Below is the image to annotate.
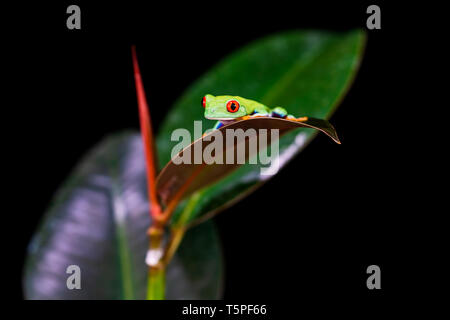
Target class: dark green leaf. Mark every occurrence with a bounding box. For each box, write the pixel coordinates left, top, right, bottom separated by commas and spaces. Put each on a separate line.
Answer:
23, 133, 223, 299
155, 30, 366, 226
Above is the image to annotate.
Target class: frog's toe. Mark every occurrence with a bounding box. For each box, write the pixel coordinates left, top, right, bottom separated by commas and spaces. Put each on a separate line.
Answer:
287, 115, 308, 122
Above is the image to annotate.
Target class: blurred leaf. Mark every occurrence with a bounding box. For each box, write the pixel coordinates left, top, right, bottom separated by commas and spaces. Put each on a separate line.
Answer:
23, 133, 223, 300
155, 30, 366, 226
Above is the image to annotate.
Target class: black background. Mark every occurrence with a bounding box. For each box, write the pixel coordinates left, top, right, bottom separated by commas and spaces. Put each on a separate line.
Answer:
8, 0, 432, 308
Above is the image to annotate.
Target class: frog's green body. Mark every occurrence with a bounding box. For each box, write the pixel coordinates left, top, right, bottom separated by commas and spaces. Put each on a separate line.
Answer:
202, 94, 302, 129
201, 94, 341, 144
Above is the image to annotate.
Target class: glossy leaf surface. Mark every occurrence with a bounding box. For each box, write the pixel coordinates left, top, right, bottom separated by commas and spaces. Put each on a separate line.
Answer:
156, 117, 339, 206
24, 133, 223, 299
155, 30, 366, 226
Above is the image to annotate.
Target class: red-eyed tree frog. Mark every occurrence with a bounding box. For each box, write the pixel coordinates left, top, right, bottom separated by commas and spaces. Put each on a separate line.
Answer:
202, 94, 310, 130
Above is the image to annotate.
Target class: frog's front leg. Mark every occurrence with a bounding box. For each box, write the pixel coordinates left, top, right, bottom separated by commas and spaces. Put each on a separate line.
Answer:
213, 120, 224, 130
203, 120, 224, 137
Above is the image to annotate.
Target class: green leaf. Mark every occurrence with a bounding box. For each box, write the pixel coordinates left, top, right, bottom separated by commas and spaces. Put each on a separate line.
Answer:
23, 133, 223, 299
155, 30, 366, 226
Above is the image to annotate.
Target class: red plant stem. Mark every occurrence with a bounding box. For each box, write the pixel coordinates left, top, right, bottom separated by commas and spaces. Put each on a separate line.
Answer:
131, 46, 162, 219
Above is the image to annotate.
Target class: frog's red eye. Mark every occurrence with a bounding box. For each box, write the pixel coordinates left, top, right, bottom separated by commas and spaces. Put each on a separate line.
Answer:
226, 100, 240, 113
202, 96, 206, 108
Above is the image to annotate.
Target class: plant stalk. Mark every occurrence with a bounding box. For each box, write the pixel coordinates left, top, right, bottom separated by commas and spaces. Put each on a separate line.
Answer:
132, 46, 204, 299
132, 45, 167, 299
147, 265, 165, 300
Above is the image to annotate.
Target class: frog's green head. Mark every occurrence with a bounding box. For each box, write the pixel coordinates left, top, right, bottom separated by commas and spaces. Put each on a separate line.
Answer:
202, 94, 247, 120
